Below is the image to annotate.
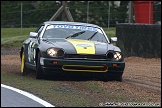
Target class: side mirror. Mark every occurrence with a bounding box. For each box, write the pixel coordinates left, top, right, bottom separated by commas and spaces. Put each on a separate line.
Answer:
110, 37, 117, 43
30, 32, 38, 38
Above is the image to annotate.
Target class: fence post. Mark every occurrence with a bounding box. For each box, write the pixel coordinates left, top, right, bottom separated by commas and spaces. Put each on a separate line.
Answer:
128, 1, 133, 23
21, 3, 22, 34
87, 1, 89, 23
108, 1, 110, 30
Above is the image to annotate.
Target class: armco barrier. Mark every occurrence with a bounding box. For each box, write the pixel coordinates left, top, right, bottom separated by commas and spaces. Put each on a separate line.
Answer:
116, 23, 161, 58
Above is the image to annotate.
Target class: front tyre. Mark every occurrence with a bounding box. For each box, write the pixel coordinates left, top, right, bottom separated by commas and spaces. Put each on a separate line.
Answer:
115, 76, 123, 82
102, 74, 123, 82
21, 51, 28, 76
36, 52, 44, 79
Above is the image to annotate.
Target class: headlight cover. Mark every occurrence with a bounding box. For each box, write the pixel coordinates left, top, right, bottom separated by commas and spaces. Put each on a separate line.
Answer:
47, 48, 57, 57
114, 52, 122, 61
47, 48, 65, 57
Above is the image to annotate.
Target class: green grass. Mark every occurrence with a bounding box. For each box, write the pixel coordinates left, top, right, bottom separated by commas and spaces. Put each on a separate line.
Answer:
1, 28, 36, 47
1, 27, 116, 47
1, 72, 135, 107
1, 28, 36, 38
103, 27, 116, 38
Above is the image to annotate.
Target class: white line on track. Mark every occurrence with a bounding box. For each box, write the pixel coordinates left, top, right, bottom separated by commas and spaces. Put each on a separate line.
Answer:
1, 84, 55, 107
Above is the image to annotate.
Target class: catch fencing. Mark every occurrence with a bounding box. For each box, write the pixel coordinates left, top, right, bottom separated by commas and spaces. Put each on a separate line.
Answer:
1, 1, 161, 28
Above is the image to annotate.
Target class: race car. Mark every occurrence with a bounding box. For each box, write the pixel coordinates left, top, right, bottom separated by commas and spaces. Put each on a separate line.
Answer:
20, 21, 125, 81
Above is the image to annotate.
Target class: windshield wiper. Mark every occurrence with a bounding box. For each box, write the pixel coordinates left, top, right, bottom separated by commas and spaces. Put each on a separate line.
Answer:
87, 31, 98, 40
65, 31, 85, 39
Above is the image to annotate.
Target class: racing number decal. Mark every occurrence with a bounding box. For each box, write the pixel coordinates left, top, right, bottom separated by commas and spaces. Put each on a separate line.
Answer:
28, 42, 36, 64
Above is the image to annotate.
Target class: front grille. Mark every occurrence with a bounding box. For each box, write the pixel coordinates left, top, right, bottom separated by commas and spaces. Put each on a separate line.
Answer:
62, 65, 108, 72
64, 54, 107, 60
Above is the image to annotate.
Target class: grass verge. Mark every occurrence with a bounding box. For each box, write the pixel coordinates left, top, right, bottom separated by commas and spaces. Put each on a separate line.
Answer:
1, 28, 36, 47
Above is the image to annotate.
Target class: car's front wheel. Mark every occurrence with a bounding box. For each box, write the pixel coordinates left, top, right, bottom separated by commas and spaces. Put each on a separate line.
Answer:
36, 52, 44, 79
20, 51, 28, 76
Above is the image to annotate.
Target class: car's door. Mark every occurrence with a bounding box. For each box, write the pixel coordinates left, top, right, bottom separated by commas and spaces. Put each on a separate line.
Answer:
28, 25, 44, 65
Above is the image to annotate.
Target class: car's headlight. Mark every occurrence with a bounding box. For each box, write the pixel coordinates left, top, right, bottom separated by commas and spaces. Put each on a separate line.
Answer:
106, 51, 123, 61
114, 52, 122, 61
47, 48, 64, 57
47, 48, 57, 57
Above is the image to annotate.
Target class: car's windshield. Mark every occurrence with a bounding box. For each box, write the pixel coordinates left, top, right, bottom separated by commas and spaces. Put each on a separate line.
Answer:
43, 24, 108, 43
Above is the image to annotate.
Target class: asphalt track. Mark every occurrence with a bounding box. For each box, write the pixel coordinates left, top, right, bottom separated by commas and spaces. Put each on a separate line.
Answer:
1, 84, 55, 107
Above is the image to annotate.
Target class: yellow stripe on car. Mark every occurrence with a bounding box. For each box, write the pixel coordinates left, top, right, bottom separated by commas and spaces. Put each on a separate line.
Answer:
66, 39, 95, 54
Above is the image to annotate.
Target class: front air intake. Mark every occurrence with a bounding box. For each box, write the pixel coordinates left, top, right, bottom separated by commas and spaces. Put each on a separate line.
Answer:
62, 65, 108, 72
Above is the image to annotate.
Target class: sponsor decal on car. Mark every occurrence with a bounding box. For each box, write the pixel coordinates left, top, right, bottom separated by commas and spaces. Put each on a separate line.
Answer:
76, 44, 92, 49
46, 25, 98, 32
66, 39, 95, 54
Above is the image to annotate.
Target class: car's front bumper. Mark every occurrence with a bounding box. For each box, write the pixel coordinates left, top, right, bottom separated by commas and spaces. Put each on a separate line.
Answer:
40, 57, 125, 76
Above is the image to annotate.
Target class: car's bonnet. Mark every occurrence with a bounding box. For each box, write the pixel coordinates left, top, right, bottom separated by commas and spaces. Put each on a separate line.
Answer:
41, 38, 118, 54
